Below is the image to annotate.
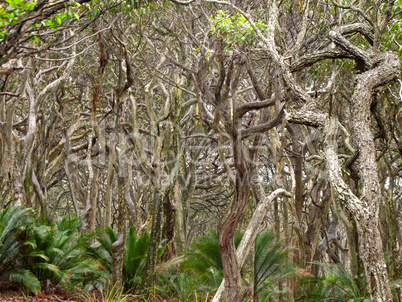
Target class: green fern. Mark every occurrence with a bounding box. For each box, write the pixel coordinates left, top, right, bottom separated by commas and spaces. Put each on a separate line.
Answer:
182, 229, 243, 291
23, 216, 101, 289
86, 226, 153, 292
296, 275, 327, 302
156, 271, 196, 302
123, 227, 150, 291
254, 228, 294, 300
0, 207, 32, 270
0, 206, 40, 294
323, 263, 369, 301
87, 226, 116, 272
296, 263, 369, 301
3, 268, 40, 294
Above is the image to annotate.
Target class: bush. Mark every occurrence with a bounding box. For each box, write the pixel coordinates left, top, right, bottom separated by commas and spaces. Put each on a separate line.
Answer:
23, 216, 101, 289
181, 227, 294, 300
0, 206, 40, 294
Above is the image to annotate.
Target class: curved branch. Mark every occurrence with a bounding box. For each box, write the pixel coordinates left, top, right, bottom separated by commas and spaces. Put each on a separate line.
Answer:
286, 109, 326, 128
290, 49, 353, 72
324, 118, 363, 217
169, 0, 196, 4
239, 106, 285, 138
332, 0, 375, 29
205, 0, 313, 106
328, 23, 377, 68
234, 98, 275, 120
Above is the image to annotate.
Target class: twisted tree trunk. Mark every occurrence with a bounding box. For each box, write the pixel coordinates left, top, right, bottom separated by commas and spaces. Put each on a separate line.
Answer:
348, 52, 400, 302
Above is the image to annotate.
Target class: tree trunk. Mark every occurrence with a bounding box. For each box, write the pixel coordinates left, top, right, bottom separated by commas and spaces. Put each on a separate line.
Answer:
219, 176, 250, 302
88, 169, 99, 232
104, 161, 114, 227
212, 188, 291, 302
173, 183, 186, 256
142, 192, 164, 289
348, 52, 399, 302
111, 173, 126, 289
324, 114, 395, 302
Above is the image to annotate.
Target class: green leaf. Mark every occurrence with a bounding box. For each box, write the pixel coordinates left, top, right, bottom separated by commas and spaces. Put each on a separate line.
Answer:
14, 8, 22, 16
4, 269, 40, 294
20, 2, 35, 10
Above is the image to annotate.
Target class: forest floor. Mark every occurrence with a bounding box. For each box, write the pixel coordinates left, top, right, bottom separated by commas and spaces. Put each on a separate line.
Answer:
0, 281, 170, 302
0, 281, 87, 302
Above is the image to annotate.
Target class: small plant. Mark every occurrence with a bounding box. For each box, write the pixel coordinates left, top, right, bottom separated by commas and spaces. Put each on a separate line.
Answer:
20, 288, 32, 302
182, 229, 243, 291
23, 216, 101, 289
86, 226, 152, 292
123, 227, 150, 291
0, 206, 40, 294
77, 284, 135, 302
254, 228, 295, 301
156, 271, 197, 302
182, 228, 293, 300
296, 263, 370, 301
85, 227, 116, 291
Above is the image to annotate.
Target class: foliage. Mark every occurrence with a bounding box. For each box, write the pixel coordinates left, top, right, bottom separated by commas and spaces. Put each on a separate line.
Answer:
156, 271, 197, 302
182, 228, 294, 300
23, 216, 104, 289
296, 275, 329, 302
126, 0, 159, 9
123, 227, 150, 291
254, 228, 295, 300
86, 226, 153, 292
85, 226, 116, 291
209, 10, 266, 49
0, 0, 80, 43
77, 284, 136, 302
0, 206, 40, 294
0, 207, 108, 293
0, 0, 35, 29
182, 229, 243, 290
296, 263, 370, 301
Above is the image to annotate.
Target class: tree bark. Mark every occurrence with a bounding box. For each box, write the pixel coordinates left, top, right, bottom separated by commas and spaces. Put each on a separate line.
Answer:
324, 116, 395, 302
212, 188, 291, 302
349, 52, 399, 302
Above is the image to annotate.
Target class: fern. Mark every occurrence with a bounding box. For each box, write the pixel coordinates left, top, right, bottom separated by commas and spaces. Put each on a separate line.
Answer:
0, 207, 32, 271
22, 216, 101, 289
296, 263, 369, 301
182, 229, 243, 291
323, 263, 369, 301
86, 226, 152, 292
123, 227, 150, 290
254, 228, 294, 299
0, 206, 40, 294
87, 226, 116, 273
3, 268, 40, 294
156, 271, 196, 302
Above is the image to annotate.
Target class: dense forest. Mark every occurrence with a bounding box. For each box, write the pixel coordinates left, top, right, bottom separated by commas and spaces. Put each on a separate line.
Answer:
0, 0, 401, 301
